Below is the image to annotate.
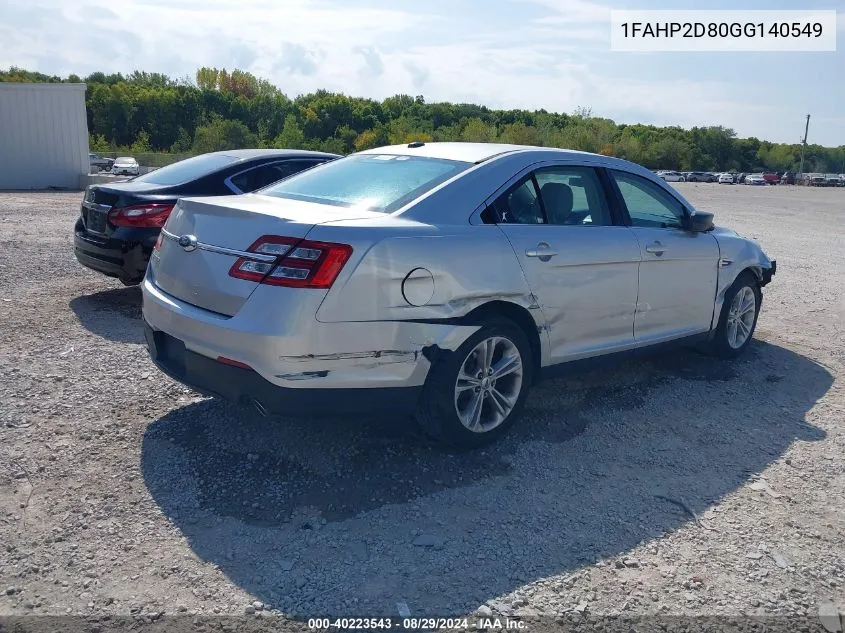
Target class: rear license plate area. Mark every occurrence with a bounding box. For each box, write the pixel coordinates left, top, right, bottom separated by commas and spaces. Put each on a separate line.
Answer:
85, 208, 107, 234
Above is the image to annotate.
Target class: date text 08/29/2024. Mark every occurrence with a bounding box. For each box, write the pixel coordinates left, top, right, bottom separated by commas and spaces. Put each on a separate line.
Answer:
307, 617, 526, 630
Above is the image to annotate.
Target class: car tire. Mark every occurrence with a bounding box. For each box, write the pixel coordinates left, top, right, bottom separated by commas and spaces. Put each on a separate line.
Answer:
707, 272, 761, 359
415, 318, 534, 448
119, 278, 141, 287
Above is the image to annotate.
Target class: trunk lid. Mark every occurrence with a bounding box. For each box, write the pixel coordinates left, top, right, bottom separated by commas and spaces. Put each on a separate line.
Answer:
149, 194, 379, 316
80, 183, 176, 237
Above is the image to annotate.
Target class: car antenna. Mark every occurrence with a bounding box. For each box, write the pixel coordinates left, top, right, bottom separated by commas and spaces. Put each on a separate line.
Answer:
407, 141, 425, 148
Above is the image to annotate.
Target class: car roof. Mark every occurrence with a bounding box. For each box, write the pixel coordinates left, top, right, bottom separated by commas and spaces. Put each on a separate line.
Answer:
206, 149, 341, 161
355, 142, 599, 164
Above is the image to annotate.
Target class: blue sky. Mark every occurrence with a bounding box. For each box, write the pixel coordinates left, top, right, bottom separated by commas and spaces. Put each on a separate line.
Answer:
1, 0, 842, 145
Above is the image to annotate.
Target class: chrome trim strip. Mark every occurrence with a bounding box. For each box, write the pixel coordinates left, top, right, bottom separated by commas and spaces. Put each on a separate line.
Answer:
160, 228, 278, 263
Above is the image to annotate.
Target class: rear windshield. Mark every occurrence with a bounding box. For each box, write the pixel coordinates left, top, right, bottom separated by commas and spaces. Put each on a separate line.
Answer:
258, 154, 472, 213
134, 153, 240, 185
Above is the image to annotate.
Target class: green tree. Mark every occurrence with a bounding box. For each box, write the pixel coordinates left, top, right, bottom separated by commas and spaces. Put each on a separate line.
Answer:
354, 128, 387, 151
387, 117, 432, 144
335, 125, 359, 153
89, 134, 110, 152
499, 122, 541, 146
192, 117, 256, 153
170, 128, 193, 153
5, 65, 843, 168
648, 136, 692, 171
196, 67, 219, 91
461, 118, 497, 143
273, 114, 305, 149
130, 130, 152, 153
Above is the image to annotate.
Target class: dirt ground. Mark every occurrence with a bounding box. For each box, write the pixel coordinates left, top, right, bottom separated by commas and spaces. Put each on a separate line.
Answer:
1, 183, 843, 630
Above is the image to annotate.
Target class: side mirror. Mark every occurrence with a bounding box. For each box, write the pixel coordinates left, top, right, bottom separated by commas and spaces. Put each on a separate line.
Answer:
687, 211, 714, 232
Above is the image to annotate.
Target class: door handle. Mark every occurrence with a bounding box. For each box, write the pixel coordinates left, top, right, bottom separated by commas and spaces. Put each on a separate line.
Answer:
525, 242, 558, 260
645, 241, 666, 256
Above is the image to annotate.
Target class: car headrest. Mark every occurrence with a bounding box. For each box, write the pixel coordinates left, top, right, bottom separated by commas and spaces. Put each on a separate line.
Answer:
540, 182, 574, 223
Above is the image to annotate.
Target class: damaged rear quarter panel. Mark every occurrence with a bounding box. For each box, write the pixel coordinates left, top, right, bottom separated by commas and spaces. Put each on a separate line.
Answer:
314, 227, 539, 323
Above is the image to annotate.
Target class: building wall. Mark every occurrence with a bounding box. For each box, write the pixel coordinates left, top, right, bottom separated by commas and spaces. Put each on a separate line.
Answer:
0, 83, 89, 190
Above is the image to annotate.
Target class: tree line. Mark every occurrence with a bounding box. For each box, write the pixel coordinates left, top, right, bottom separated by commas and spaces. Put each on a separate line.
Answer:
2, 66, 843, 173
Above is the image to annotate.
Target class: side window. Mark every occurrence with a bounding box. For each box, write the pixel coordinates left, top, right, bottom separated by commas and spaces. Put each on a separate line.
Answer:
534, 166, 611, 226
483, 176, 544, 224
230, 161, 319, 193
610, 170, 687, 229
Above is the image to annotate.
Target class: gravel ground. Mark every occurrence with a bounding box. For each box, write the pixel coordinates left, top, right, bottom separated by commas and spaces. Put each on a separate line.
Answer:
1, 184, 843, 630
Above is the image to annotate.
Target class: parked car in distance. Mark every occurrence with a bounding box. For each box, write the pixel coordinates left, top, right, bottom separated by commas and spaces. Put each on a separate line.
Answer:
762, 172, 780, 185
74, 149, 340, 285
780, 172, 796, 185
807, 174, 827, 187
658, 170, 686, 182
141, 142, 776, 448
685, 171, 716, 183
824, 174, 842, 187
89, 153, 114, 173
111, 157, 140, 176
718, 173, 735, 184
745, 174, 767, 185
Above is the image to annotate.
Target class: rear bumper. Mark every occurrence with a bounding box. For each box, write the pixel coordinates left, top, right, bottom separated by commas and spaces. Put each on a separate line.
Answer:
141, 273, 479, 392
144, 324, 421, 417
73, 218, 157, 281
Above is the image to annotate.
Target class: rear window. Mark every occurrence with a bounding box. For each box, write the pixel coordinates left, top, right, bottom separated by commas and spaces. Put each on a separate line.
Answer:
258, 154, 472, 213
134, 154, 240, 185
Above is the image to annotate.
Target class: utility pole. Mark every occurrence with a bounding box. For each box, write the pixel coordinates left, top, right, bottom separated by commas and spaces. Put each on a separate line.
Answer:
798, 114, 810, 178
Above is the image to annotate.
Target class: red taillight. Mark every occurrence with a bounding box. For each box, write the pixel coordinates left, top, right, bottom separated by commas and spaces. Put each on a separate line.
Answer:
108, 203, 175, 228
228, 235, 353, 289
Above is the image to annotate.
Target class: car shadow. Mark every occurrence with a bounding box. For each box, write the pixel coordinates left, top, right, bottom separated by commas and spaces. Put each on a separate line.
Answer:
69, 286, 143, 344
141, 339, 831, 618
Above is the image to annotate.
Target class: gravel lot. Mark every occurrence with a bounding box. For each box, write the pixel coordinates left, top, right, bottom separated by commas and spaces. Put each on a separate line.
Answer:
1, 184, 843, 629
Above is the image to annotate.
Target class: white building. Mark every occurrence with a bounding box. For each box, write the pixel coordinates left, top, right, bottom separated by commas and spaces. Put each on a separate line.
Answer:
0, 82, 89, 189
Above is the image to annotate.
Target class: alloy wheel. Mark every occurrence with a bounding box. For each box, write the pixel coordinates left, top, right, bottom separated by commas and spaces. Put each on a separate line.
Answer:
454, 336, 524, 433
727, 286, 756, 349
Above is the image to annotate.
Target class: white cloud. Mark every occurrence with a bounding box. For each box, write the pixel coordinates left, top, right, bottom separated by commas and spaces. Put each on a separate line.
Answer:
520, 0, 611, 24
1, 0, 842, 145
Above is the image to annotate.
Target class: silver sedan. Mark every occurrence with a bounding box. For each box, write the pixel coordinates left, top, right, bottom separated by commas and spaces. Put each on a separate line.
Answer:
142, 143, 776, 447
